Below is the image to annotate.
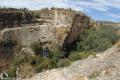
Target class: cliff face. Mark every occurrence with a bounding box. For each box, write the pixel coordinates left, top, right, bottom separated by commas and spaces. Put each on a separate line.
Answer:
0, 8, 91, 47
62, 14, 93, 55
0, 8, 35, 29
37, 8, 76, 26
65, 14, 91, 44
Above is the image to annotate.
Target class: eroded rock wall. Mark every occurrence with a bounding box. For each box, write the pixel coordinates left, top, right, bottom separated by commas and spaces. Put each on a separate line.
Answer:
62, 14, 94, 56
0, 8, 82, 47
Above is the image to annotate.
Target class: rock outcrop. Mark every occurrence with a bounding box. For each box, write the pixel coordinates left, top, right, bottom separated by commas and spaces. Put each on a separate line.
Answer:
62, 14, 93, 56
0, 8, 35, 29
24, 44, 120, 80
0, 8, 95, 47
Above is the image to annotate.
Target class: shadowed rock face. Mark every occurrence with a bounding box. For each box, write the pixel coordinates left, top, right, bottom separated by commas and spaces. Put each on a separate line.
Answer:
62, 14, 92, 56
0, 8, 34, 30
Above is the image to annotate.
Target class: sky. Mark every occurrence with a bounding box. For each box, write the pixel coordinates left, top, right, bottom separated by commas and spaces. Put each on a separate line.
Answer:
0, 0, 120, 22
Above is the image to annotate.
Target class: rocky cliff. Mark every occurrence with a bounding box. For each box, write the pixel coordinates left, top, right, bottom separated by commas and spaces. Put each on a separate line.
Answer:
0, 8, 36, 29
62, 14, 93, 56
0, 8, 96, 48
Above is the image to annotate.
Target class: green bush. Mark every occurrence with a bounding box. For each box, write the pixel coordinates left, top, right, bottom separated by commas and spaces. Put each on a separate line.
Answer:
57, 59, 70, 68
30, 41, 43, 55
48, 48, 61, 58
7, 66, 17, 77
11, 55, 52, 73
32, 12, 40, 18
77, 26, 119, 52
45, 48, 61, 68
35, 57, 52, 72
29, 41, 64, 72
68, 51, 96, 62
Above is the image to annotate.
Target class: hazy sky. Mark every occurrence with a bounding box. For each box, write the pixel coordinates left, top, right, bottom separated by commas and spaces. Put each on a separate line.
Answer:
0, 0, 120, 22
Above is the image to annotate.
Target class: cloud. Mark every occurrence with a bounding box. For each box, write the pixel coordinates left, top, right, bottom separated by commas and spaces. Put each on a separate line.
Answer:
0, 0, 70, 10
0, 0, 120, 12
0, 0, 120, 21
107, 13, 120, 18
0, 0, 108, 11
66, 0, 107, 12
0, 0, 117, 12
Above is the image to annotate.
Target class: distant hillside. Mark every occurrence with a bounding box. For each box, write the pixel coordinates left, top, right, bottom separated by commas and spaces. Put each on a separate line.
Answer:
97, 20, 115, 24
97, 20, 120, 28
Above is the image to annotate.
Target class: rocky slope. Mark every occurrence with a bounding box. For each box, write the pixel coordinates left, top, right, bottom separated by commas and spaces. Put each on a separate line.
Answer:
0, 8, 97, 77
0, 8, 80, 46
24, 43, 120, 80
0, 8, 96, 51
0, 9, 98, 75
0, 8, 36, 29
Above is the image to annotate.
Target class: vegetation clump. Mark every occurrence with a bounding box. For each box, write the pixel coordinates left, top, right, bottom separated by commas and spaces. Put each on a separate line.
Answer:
76, 26, 119, 52
17, 25, 119, 74
68, 51, 96, 62
0, 7, 39, 29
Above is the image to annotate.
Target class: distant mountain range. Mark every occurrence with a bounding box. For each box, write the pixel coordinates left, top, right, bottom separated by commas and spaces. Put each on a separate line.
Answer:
97, 20, 120, 24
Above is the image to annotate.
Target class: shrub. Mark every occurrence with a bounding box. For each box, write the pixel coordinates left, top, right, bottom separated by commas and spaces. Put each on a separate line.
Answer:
68, 51, 96, 62
32, 12, 40, 18
57, 59, 70, 68
77, 26, 119, 52
29, 41, 64, 72
0, 40, 18, 48
48, 48, 61, 58
34, 57, 52, 72
17, 55, 51, 73
6, 57, 18, 77
7, 66, 17, 77
97, 26, 119, 44
47, 48, 61, 68
0, 40, 20, 63
30, 41, 43, 55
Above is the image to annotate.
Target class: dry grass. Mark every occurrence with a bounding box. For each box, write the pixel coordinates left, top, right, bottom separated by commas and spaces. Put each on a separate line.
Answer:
18, 63, 34, 78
